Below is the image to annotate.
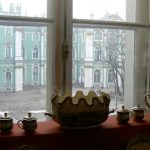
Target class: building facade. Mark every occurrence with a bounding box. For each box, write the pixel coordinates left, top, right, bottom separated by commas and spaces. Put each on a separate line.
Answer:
0, 2, 47, 92
72, 14, 126, 96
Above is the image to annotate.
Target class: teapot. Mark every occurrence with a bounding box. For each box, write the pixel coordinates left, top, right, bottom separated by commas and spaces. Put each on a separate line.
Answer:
132, 104, 145, 122
45, 91, 114, 129
116, 106, 131, 124
0, 112, 13, 133
17, 112, 37, 133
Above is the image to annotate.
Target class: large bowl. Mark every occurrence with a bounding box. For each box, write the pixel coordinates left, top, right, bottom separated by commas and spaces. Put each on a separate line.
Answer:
45, 91, 113, 129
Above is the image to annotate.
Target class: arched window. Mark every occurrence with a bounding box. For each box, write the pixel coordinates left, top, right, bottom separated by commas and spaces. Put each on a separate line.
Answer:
32, 45, 39, 58
33, 66, 39, 80
108, 70, 114, 83
6, 72, 11, 83
94, 70, 100, 83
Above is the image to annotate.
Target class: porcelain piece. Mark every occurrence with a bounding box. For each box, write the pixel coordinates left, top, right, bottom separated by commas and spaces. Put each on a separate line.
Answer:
45, 91, 114, 129
17, 112, 37, 133
116, 106, 131, 124
132, 104, 145, 122
0, 112, 13, 133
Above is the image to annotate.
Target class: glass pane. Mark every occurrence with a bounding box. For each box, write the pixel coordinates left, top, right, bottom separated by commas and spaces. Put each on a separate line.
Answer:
0, 0, 54, 18
72, 26, 134, 110
73, 0, 136, 23
0, 26, 47, 122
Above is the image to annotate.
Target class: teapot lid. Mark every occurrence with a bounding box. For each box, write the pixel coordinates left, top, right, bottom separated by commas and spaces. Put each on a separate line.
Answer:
23, 112, 36, 121
117, 106, 130, 113
132, 104, 144, 111
0, 112, 12, 120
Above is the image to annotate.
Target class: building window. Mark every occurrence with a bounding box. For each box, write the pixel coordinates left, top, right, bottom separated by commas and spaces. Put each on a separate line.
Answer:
5, 43, 12, 58
94, 70, 100, 83
6, 71, 11, 84
32, 32, 40, 41
5, 27, 12, 37
32, 45, 39, 59
94, 46, 101, 61
94, 31, 102, 41
108, 70, 114, 83
33, 65, 39, 80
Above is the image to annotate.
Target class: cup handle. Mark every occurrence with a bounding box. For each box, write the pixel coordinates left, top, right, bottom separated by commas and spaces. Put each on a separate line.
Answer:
17, 120, 23, 129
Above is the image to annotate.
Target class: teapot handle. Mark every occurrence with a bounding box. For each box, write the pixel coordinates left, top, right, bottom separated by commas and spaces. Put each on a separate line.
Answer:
17, 120, 23, 129
145, 94, 150, 108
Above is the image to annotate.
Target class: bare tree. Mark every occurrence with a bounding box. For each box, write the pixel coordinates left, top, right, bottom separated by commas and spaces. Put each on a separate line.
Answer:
100, 29, 126, 96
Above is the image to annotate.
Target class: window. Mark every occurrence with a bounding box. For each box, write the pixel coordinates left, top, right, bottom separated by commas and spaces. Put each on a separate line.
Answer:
32, 45, 39, 59
5, 27, 12, 37
6, 71, 12, 84
5, 42, 12, 58
108, 70, 114, 83
33, 65, 39, 83
0, 0, 149, 123
72, 0, 149, 109
94, 70, 100, 83
0, 0, 54, 122
94, 31, 102, 41
32, 32, 40, 41
94, 46, 101, 61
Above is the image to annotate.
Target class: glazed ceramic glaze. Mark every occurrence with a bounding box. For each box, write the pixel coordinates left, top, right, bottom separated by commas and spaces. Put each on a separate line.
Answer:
45, 91, 113, 129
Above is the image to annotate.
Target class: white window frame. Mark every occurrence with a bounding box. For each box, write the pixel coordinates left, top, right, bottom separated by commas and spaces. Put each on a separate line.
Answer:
0, 0, 55, 114
63, 0, 150, 109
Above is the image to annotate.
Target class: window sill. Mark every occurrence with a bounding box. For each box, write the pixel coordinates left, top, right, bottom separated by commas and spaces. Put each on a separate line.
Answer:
1, 115, 150, 150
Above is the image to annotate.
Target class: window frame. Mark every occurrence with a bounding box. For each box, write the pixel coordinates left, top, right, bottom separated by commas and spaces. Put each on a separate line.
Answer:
64, 0, 150, 109
0, 0, 55, 115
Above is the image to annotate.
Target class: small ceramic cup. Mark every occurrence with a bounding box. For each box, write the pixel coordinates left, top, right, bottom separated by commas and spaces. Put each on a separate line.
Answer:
132, 104, 145, 122
116, 106, 131, 124
0, 112, 13, 133
17, 112, 37, 133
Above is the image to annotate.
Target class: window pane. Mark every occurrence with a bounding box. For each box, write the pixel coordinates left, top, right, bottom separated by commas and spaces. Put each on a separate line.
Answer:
0, 25, 48, 121
0, 0, 54, 18
73, 0, 136, 23
72, 26, 134, 109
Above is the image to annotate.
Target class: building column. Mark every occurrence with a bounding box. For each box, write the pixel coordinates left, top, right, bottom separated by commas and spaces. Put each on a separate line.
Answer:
84, 30, 93, 88
15, 28, 23, 92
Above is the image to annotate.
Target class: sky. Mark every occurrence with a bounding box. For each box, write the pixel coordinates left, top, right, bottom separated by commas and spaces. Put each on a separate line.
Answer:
73, 0, 126, 20
0, 0, 126, 19
0, 0, 47, 17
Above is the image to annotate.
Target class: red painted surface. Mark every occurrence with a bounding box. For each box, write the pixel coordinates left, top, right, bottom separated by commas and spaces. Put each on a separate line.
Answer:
1, 115, 150, 150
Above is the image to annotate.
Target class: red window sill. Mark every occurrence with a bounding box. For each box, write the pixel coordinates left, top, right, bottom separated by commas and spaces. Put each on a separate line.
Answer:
1, 115, 150, 150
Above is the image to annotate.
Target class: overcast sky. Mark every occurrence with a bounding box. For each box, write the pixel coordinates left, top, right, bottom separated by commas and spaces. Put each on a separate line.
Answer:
73, 0, 126, 20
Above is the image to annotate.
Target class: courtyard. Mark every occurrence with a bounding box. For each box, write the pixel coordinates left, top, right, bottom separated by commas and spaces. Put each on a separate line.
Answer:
0, 86, 123, 122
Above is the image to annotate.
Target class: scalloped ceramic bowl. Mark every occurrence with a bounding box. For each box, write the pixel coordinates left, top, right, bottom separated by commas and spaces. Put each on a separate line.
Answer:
45, 91, 112, 129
